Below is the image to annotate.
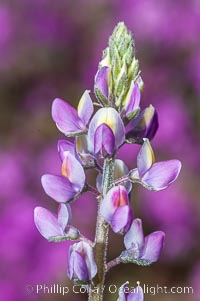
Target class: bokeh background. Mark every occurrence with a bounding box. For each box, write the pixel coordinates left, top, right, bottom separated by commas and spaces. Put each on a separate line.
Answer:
0, 1, 200, 301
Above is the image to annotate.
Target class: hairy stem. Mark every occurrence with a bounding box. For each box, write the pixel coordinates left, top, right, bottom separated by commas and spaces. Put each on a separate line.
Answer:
111, 175, 130, 187
106, 257, 121, 272
88, 157, 114, 301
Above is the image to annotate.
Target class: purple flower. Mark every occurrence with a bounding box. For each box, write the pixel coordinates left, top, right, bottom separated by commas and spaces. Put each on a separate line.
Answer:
121, 218, 165, 265
122, 82, 141, 119
117, 282, 144, 301
130, 139, 182, 191
100, 186, 133, 234
68, 241, 97, 283
94, 66, 110, 104
34, 204, 79, 241
88, 107, 125, 156
126, 105, 158, 142
52, 90, 93, 136
41, 151, 85, 203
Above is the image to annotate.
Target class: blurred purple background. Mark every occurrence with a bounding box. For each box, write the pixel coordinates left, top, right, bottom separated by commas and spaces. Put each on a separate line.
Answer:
0, 1, 200, 301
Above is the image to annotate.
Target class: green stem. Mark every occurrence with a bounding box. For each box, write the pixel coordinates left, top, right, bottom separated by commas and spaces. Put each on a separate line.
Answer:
88, 157, 115, 301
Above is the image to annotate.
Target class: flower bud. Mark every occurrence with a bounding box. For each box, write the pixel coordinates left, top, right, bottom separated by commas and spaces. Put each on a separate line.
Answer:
126, 105, 159, 142
122, 82, 141, 120
94, 66, 110, 105
68, 241, 97, 283
97, 22, 142, 109
100, 185, 133, 234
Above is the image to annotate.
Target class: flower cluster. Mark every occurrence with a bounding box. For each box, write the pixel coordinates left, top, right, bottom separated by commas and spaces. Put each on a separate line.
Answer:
34, 22, 181, 300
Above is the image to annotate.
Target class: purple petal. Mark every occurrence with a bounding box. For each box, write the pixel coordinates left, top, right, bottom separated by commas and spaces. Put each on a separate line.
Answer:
142, 160, 182, 191
88, 107, 125, 152
57, 203, 71, 230
70, 242, 97, 280
77, 90, 94, 125
94, 66, 109, 100
68, 247, 74, 280
52, 98, 86, 135
68, 249, 89, 281
57, 140, 76, 161
96, 173, 102, 193
34, 206, 64, 240
94, 123, 115, 156
61, 152, 85, 190
144, 105, 159, 141
124, 82, 140, 116
111, 205, 133, 234
41, 174, 76, 203
101, 186, 129, 224
117, 282, 129, 301
124, 219, 145, 252
127, 286, 144, 301
80, 242, 97, 280
141, 231, 165, 263
126, 105, 158, 141
137, 139, 155, 178
117, 283, 144, 301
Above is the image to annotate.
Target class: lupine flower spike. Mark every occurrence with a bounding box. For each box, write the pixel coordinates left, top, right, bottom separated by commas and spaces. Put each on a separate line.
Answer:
34, 22, 182, 301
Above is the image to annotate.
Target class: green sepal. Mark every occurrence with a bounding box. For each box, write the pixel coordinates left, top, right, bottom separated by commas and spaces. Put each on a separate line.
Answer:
129, 174, 157, 191
74, 280, 90, 285
65, 130, 87, 137
126, 108, 140, 121
48, 236, 77, 242
94, 88, 109, 107
120, 250, 151, 266
48, 228, 81, 242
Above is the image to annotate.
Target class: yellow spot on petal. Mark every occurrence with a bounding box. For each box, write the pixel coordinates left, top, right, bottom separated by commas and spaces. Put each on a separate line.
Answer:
143, 138, 155, 165
77, 90, 90, 116
143, 105, 154, 125
62, 157, 70, 178
97, 108, 117, 133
